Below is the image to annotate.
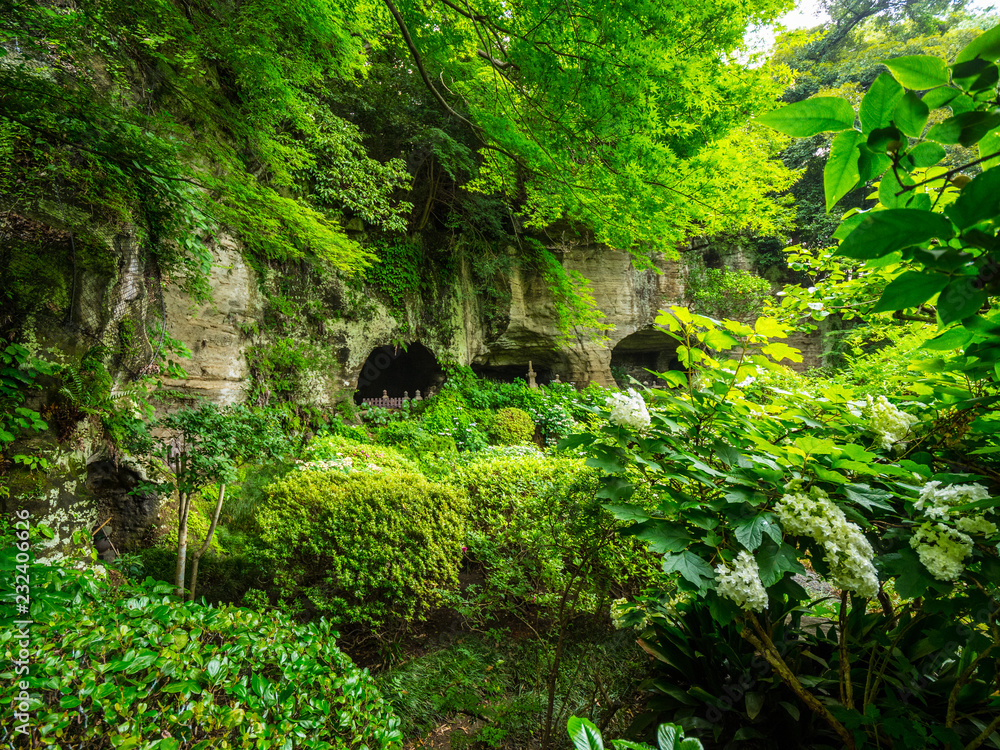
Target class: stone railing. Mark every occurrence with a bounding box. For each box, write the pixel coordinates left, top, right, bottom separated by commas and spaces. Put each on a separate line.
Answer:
360, 390, 423, 410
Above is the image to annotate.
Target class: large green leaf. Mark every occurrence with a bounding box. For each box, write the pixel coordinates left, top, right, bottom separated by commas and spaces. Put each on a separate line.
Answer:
837, 209, 955, 259
927, 111, 1000, 147
628, 520, 693, 553
568, 717, 605, 750
734, 514, 781, 552
756, 97, 855, 137
860, 72, 904, 131
755, 539, 804, 587
872, 271, 949, 312
903, 141, 946, 169
922, 86, 960, 111
824, 130, 863, 212
955, 24, 1000, 64
893, 91, 929, 138
882, 55, 950, 89
662, 551, 715, 592
938, 278, 988, 325
944, 166, 1000, 229
857, 145, 892, 184
979, 127, 1000, 171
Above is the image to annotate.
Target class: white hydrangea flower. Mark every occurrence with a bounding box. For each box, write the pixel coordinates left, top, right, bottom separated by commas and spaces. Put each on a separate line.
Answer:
955, 516, 998, 536
715, 550, 769, 612
915, 481, 990, 520
910, 523, 974, 581
863, 395, 918, 450
607, 389, 651, 430
775, 487, 879, 598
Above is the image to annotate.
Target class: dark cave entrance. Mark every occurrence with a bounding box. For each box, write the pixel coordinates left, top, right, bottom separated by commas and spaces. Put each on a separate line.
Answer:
610, 329, 681, 387
471, 363, 556, 386
354, 342, 443, 404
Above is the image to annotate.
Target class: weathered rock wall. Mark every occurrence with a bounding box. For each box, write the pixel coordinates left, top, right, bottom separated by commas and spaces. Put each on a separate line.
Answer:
155, 235, 818, 404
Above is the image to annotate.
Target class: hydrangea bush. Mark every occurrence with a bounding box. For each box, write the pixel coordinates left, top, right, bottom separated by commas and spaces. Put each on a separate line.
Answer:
564, 306, 1000, 750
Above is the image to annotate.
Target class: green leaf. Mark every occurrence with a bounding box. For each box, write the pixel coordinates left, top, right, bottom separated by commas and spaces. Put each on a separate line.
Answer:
878, 167, 915, 209
745, 692, 766, 721
882, 55, 950, 89
860, 72, 904, 132
837, 209, 955, 260
978, 128, 1000, 171
628, 520, 693, 554
922, 326, 974, 350
602, 503, 650, 522
568, 717, 604, 750
938, 278, 988, 325
903, 142, 946, 169
867, 125, 905, 154
922, 86, 960, 111
755, 540, 805, 587
824, 130, 864, 212
857, 145, 892, 184
955, 24, 1000, 64
756, 97, 855, 137
734, 514, 780, 552
927, 111, 1000, 147
761, 342, 803, 363
944, 166, 1000, 229
872, 271, 949, 312
662, 551, 715, 592
893, 91, 929, 138
794, 436, 836, 454
657, 724, 681, 750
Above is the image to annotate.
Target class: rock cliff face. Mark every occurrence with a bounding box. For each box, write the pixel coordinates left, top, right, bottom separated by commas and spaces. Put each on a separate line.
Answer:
157, 236, 803, 406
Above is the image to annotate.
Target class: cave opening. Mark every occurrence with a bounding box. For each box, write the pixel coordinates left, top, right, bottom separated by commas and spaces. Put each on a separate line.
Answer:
354, 342, 443, 403
610, 328, 681, 387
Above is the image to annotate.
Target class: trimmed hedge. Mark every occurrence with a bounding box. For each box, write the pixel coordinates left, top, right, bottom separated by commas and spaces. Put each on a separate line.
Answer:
261, 470, 468, 629
1, 580, 401, 749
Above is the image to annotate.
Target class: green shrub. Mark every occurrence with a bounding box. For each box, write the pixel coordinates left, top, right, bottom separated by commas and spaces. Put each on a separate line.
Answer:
375, 420, 431, 447
451, 453, 658, 621
0, 574, 401, 749
301, 434, 417, 473
421, 387, 489, 451
488, 407, 535, 445
260, 469, 468, 630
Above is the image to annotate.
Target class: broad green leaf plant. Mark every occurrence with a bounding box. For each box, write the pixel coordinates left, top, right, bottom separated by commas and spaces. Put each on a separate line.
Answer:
566, 306, 1000, 749
758, 25, 1000, 380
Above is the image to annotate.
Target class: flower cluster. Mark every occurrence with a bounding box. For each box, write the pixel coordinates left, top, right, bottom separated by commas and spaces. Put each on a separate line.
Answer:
606, 390, 651, 431
914, 481, 991, 521
861, 395, 918, 450
775, 487, 879, 598
296, 456, 354, 473
909, 481, 996, 581
714, 551, 769, 612
910, 523, 973, 581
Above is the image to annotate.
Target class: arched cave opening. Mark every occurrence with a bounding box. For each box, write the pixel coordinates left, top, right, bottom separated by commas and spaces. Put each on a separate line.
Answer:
354, 342, 443, 404
610, 328, 681, 387
471, 362, 555, 386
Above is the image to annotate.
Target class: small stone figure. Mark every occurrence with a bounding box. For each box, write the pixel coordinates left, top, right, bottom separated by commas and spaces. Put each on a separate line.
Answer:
415, 390, 423, 401
527, 361, 538, 389
553, 373, 561, 384
403, 391, 409, 400
382, 390, 388, 401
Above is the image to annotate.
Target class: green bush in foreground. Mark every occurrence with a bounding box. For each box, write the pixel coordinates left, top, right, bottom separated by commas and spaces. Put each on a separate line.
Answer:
488, 406, 535, 445
0, 577, 401, 749
261, 469, 468, 630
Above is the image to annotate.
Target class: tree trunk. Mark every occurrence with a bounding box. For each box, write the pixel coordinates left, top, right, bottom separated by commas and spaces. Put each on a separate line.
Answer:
175, 491, 189, 597
188, 483, 226, 602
